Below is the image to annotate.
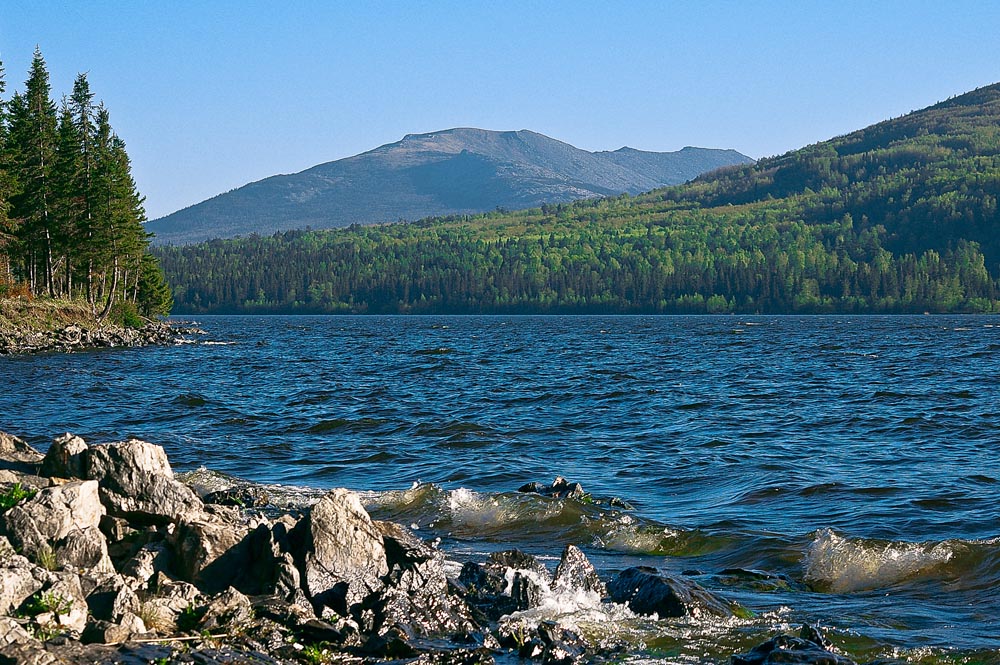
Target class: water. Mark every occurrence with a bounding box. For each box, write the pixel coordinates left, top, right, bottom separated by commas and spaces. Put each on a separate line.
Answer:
2, 315, 999, 663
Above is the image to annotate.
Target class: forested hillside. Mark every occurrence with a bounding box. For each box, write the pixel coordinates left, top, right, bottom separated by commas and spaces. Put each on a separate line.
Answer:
156, 83, 1000, 315
0, 49, 171, 319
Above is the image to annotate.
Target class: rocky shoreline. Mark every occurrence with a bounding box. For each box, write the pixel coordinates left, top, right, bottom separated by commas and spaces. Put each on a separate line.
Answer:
0, 321, 200, 355
0, 432, 880, 665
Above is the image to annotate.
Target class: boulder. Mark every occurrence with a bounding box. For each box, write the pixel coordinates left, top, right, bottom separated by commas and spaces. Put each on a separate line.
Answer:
0, 616, 36, 650
83, 439, 205, 525
458, 549, 550, 621
0, 537, 50, 614
168, 514, 252, 593
0, 480, 113, 572
552, 545, 605, 596
86, 574, 140, 623
0, 432, 44, 477
354, 521, 475, 639
297, 488, 388, 614
731, 625, 858, 665
39, 433, 88, 479
199, 586, 255, 631
607, 566, 734, 618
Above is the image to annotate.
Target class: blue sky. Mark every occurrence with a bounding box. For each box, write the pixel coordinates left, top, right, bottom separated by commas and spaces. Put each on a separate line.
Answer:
3, 1, 1000, 220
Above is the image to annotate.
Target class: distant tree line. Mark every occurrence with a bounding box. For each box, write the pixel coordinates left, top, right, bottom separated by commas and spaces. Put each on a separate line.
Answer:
0, 48, 171, 318
156, 82, 1000, 315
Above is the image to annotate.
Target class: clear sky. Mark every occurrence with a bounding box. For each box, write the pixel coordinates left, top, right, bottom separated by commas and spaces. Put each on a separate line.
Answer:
3, 1, 1000, 220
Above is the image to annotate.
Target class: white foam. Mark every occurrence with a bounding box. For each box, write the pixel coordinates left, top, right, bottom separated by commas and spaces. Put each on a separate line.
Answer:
803, 528, 953, 593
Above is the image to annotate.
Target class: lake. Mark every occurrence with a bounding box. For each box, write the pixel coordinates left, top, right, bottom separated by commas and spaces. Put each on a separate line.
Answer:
3, 315, 999, 663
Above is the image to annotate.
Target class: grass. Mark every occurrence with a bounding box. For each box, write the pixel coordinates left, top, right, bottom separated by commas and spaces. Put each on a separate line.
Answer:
0, 297, 99, 333
0, 482, 36, 512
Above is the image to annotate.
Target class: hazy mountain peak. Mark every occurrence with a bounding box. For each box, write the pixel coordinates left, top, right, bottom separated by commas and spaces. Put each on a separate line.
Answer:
147, 128, 752, 245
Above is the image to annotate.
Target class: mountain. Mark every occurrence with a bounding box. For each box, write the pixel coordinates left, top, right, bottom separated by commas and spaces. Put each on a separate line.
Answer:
155, 82, 1000, 314
145, 128, 752, 244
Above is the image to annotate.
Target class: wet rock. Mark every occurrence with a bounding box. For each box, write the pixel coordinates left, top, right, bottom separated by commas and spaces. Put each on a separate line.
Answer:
518, 477, 586, 499
204, 485, 270, 508
607, 566, 734, 618
459, 549, 550, 621
552, 545, 605, 596
296, 488, 388, 614
0, 480, 113, 572
731, 624, 857, 664
498, 620, 586, 665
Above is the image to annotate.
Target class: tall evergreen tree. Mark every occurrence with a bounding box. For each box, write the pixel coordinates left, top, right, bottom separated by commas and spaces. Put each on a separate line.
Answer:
7, 48, 58, 296
70, 73, 98, 302
51, 100, 84, 295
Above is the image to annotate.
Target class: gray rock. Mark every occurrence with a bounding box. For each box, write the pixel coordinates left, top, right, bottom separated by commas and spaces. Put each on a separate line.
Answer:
0, 480, 112, 572
84, 439, 205, 525
0, 432, 44, 478
199, 587, 255, 631
86, 574, 140, 623
0, 537, 50, 614
299, 488, 388, 614
607, 566, 734, 618
34, 572, 89, 634
120, 541, 172, 591
168, 514, 252, 592
0, 616, 35, 649
39, 433, 88, 479
553, 545, 605, 596
356, 521, 475, 638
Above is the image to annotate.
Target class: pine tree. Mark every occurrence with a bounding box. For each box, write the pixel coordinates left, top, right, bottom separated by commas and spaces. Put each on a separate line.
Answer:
51, 101, 84, 295
92, 105, 147, 319
0, 57, 15, 285
70, 73, 98, 303
7, 48, 58, 296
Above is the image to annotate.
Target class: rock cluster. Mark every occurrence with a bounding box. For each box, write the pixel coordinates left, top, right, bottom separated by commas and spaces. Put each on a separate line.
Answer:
0, 435, 868, 665
0, 321, 198, 355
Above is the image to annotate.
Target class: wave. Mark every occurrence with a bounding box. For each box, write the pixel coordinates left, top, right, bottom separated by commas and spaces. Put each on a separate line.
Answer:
369, 484, 721, 556
803, 528, 954, 593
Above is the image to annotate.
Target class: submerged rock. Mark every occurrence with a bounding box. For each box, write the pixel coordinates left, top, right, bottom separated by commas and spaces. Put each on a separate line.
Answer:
518, 476, 586, 499
731, 624, 858, 664
607, 566, 735, 618
459, 549, 551, 621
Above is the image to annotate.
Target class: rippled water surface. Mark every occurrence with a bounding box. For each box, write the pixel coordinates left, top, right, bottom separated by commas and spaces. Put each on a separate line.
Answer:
3, 315, 1000, 662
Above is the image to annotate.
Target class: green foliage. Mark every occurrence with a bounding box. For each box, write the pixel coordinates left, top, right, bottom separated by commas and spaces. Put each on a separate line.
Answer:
34, 545, 58, 571
0, 49, 170, 318
300, 644, 332, 664
156, 83, 1000, 315
20, 590, 71, 617
177, 603, 204, 632
0, 482, 36, 511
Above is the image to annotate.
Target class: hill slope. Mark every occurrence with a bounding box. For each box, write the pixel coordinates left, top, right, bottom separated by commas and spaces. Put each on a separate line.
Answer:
156, 83, 1000, 314
145, 128, 751, 244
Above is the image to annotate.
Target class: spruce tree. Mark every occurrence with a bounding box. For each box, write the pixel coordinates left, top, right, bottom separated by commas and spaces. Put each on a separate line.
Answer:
7, 48, 58, 296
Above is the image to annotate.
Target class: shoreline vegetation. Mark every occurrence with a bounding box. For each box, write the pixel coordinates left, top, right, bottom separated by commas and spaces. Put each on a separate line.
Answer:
0, 432, 871, 664
0, 297, 190, 355
0, 49, 172, 323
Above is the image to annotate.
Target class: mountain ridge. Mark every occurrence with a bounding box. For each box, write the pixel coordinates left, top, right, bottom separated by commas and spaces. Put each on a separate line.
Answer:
146, 128, 752, 244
